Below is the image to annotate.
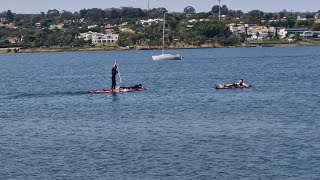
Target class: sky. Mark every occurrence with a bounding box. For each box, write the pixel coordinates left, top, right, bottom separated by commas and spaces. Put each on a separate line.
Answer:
0, 0, 320, 14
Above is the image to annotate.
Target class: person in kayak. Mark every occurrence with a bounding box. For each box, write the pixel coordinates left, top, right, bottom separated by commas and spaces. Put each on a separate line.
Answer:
235, 79, 249, 87
111, 64, 118, 91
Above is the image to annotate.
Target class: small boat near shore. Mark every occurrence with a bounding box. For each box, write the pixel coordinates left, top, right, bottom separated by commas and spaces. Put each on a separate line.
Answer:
152, 13, 183, 61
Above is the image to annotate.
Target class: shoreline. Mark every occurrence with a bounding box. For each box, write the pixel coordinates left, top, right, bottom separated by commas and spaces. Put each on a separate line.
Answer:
1, 42, 319, 54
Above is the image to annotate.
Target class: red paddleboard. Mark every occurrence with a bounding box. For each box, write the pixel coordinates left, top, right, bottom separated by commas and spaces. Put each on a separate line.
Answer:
215, 85, 253, 89
89, 87, 146, 94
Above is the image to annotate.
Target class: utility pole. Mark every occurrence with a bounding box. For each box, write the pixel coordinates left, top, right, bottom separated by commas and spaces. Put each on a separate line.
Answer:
218, 0, 222, 21
148, 0, 150, 10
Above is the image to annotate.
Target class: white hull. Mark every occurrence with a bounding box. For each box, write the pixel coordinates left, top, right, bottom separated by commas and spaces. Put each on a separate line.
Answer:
152, 53, 183, 60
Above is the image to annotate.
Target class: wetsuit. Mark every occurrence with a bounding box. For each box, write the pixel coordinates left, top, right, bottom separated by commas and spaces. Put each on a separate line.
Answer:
111, 66, 118, 90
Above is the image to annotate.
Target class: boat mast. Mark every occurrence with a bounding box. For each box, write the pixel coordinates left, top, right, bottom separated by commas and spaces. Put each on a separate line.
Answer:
162, 13, 165, 54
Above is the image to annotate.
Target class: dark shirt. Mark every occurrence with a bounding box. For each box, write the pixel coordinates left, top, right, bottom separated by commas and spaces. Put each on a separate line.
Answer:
112, 67, 118, 77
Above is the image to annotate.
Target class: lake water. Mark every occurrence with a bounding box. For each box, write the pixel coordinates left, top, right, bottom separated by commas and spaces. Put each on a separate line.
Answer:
1, 47, 320, 179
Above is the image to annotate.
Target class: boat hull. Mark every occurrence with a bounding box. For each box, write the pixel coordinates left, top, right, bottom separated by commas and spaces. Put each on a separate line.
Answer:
152, 54, 183, 60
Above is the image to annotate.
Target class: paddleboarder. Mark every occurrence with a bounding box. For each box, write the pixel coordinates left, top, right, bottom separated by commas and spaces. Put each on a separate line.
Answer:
111, 63, 118, 91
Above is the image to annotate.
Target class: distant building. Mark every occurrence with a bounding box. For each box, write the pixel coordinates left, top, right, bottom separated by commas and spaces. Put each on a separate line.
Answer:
297, 16, 307, 21
35, 22, 42, 29
186, 25, 194, 31
300, 31, 314, 39
0, 23, 17, 29
140, 18, 163, 26
88, 25, 98, 29
0, 18, 7, 22
49, 23, 64, 30
79, 31, 119, 44
279, 28, 310, 38
103, 24, 115, 34
6, 36, 23, 44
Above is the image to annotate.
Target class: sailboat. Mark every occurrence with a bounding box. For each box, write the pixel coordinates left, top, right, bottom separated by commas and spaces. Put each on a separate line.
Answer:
152, 13, 183, 60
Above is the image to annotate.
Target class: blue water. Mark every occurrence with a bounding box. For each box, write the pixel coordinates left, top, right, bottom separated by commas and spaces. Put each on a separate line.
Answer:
1, 47, 320, 179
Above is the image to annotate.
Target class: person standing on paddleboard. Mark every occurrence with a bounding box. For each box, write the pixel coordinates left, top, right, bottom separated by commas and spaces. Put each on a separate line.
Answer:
111, 63, 118, 91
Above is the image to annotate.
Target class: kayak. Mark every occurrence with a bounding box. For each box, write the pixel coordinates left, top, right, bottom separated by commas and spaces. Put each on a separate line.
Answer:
215, 85, 253, 89
89, 85, 146, 94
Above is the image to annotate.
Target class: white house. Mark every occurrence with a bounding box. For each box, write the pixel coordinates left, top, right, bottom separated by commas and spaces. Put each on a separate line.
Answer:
88, 25, 98, 29
140, 18, 163, 26
297, 16, 307, 21
79, 31, 119, 44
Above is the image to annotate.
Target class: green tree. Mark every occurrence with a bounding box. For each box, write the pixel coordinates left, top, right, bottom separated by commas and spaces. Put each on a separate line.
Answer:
118, 31, 134, 47
183, 6, 196, 14
221, 5, 228, 15
312, 24, 320, 31
5, 10, 14, 22
211, 5, 220, 14
245, 10, 263, 24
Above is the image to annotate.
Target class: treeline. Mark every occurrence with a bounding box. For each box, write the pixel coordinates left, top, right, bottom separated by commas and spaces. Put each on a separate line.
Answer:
1, 6, 320, 49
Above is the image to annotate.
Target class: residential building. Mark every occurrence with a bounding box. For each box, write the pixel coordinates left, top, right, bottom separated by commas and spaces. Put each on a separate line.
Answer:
140, 18, 163, 26
49, 23, 64, 30
35, 22, 42, 29
279, 28, 309, 38
300, 31, 314, 38
79, 31, 119, 44
88, 25, 98, 29
297, 16, 307, 21
0, 18, 7, 22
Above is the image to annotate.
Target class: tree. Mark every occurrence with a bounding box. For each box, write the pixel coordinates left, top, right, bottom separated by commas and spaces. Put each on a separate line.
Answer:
60, 10, 73, 21
256, 32, 260, 40
191, 21, 231, 39
183, 6, 195, 14
5, 10, 14, 22
312, 24, 320, 31
118, 31, 134, 47
221, 5, 228, 15
245, 10, 263, 24
264, 13, 274, 20
84, 8, 106, 22
211, 5, 220, 14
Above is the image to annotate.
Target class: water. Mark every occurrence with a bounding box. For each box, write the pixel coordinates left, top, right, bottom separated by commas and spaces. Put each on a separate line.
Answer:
1, 47, 320, 179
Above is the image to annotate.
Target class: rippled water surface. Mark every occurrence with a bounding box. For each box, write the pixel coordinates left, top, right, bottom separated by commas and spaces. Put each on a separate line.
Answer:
1, 47, 320, 179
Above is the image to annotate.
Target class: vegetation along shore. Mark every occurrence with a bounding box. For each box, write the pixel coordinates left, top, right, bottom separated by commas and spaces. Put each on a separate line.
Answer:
1, 6, 320, 54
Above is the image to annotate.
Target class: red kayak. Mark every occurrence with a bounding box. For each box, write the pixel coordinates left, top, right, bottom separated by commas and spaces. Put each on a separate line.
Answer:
215, 85, 253, 89
89, 85, 146, 94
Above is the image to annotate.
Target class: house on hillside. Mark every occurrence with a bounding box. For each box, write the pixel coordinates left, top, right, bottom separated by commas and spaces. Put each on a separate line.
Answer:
251, 26, 276, 39
79, 31, 119, 44
140, 18, 163, 26
88, 25, 98, 29
0, 18, 7, 22
278, 28, 310, 38
6, 36, 23, 44
49, 23, 64, 30
103, 24, 115, 34
35, 22, 42, 29
297, 16, 307, 21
